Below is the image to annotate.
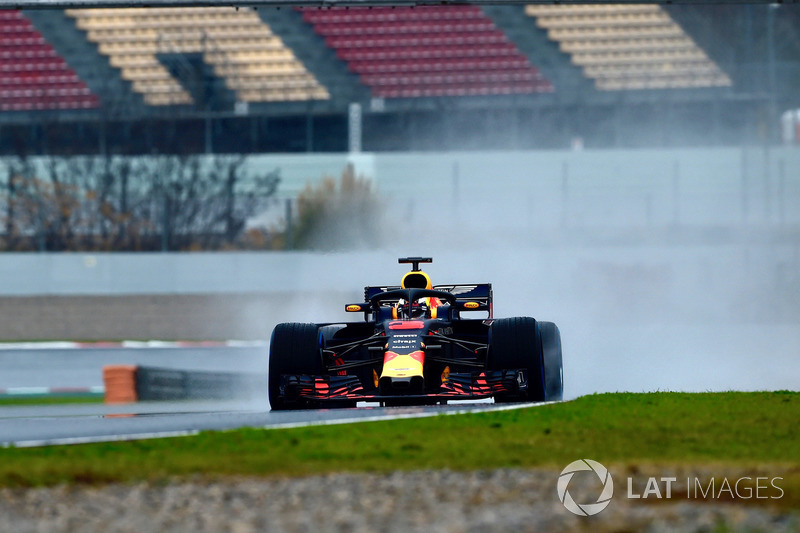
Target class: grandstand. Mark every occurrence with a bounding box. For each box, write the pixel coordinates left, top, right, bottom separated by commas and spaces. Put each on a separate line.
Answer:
67, 7, 329, 106
299, 6, 552, 98
524, 4, 731, 90
0, 4, 798, 154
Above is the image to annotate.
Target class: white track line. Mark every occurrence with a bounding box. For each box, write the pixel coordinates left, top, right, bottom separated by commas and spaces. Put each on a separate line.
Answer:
0, 386, 104, 395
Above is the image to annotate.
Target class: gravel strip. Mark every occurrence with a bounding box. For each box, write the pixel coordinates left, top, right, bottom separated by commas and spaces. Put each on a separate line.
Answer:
0, 469, 796, 533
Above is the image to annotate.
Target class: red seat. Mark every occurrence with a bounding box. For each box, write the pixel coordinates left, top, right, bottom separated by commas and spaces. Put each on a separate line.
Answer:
362, 70, 546, 86
375, 79, 551, 98
0, 13, 99, 110
301, 6, 485, 24
305, 7, 554, 97
311, 20, 497, 37
325, 31, 509, 49
336, 43, 520, 62
0, 58, 65, 72
0, 11, 24, 20
348, 56, 531, 74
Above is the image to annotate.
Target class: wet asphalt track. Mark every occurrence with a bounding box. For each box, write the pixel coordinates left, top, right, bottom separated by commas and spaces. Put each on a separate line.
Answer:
0, 345, 506, 447
0, 400, 525, 448
2, 321, 799, 448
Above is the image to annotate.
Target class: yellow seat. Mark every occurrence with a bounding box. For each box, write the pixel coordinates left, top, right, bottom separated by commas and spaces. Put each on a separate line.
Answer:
527, 4, 731, 90
68, 6, 328, 104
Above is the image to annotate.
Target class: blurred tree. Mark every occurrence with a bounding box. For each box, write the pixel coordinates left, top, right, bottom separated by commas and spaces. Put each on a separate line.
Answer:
292, 163, 382, 250
0, 154, 280, 251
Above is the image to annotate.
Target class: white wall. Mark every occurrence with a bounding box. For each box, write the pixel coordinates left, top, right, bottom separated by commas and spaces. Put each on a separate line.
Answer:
3, 147, 797, 227
244, 147, 800, 228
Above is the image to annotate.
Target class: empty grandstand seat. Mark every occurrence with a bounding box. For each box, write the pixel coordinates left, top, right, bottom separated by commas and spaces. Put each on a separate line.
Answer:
0, 11, 99, 111
301, 6, 552, 98
67, 6, 329, 106
525, 4, 731, 90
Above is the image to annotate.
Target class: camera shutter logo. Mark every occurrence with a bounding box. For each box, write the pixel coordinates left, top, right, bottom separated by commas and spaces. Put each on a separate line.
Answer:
557, 459, 614, 516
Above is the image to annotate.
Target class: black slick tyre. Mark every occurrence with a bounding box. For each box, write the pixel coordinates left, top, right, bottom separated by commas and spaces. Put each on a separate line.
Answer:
268, 322, 322, 410
487, 317, 545, 402
538, 321, 564, 401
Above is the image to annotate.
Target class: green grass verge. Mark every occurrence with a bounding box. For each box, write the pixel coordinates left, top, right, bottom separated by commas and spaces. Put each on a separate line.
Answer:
0, 394, 104, 407
0, 392, 798, 499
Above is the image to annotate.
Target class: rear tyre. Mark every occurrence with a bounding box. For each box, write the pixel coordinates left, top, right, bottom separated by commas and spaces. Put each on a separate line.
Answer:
487, 317, 544, 402
538, 321, 564, 401
268, 322, 322, 411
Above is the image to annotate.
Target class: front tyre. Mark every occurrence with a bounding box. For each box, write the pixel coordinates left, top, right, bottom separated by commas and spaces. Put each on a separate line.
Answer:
268, 322, 322, 411
487, 317, 563, 402
487, 317, 543, 402
538, 321, 564, 401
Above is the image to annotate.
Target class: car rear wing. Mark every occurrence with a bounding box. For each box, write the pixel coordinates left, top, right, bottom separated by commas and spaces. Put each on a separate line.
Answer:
360, 283, 493, 318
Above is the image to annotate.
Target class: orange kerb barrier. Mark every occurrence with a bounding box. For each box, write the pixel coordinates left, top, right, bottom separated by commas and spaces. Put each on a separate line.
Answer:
102, 365, 138, 404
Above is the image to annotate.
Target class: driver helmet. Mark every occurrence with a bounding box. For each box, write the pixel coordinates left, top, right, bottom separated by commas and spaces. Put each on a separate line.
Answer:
401, 270, 432, 290
398, 270, 441, 318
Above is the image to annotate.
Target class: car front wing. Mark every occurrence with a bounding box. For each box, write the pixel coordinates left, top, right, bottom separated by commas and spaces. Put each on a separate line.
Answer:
278, 369, 527, 402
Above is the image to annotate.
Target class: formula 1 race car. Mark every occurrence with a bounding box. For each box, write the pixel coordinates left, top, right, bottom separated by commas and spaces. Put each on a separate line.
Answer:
268, 257, 563, 410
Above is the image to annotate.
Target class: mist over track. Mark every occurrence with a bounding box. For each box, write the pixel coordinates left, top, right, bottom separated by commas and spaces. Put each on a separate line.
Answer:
1, 147, 798, 446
